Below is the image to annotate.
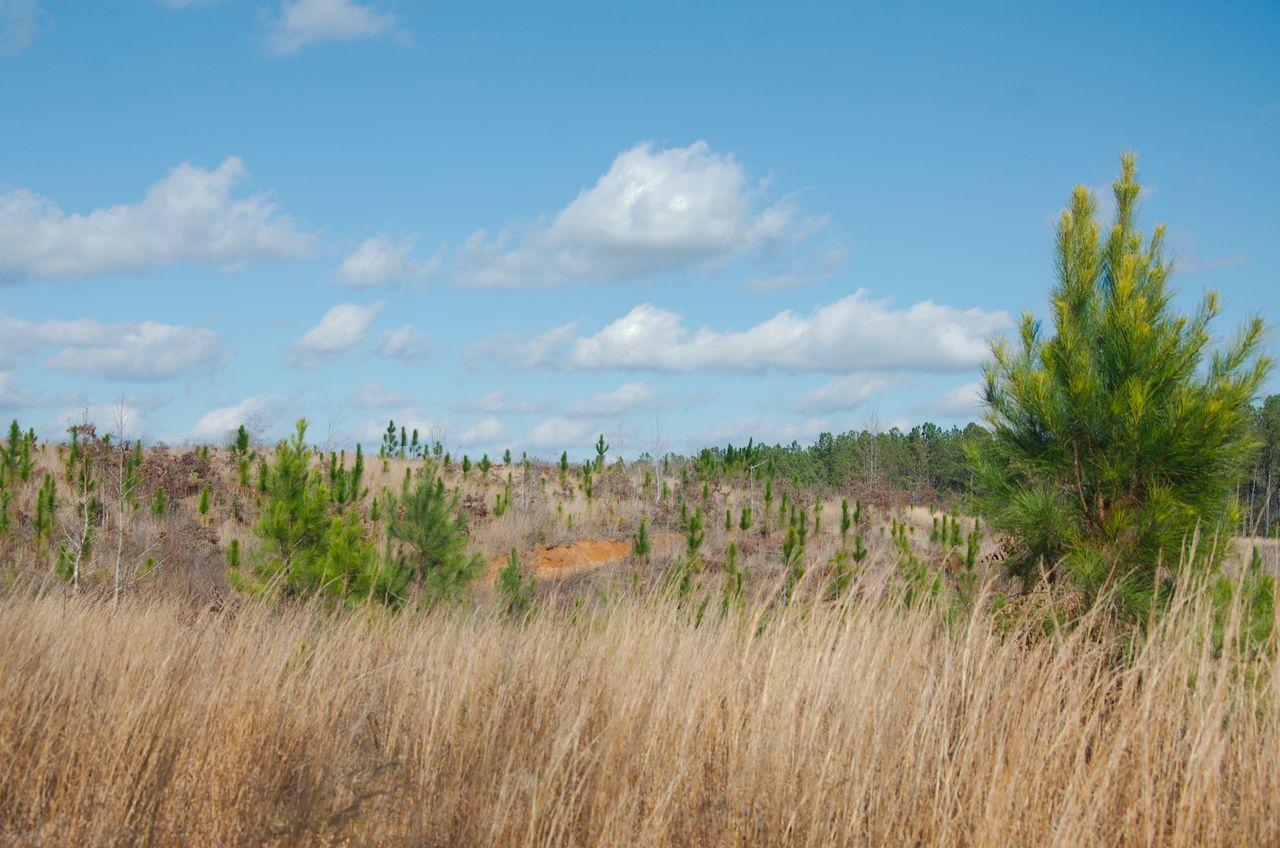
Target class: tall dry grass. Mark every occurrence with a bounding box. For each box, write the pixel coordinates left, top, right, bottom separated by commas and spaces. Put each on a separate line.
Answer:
2, 576, 1278, 847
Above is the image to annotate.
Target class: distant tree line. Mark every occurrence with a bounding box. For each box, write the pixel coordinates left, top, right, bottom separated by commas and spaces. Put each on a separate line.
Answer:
1243, 394, 1280, 538
694, 389, 1280, 534
695, 422, 991, 502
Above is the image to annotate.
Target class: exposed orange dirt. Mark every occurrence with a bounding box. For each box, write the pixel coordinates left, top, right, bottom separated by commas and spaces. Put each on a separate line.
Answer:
487, 536, 677, 581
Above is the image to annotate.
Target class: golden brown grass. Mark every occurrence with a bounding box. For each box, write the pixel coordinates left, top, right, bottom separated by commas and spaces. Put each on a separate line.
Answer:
2, 577, 1278, 847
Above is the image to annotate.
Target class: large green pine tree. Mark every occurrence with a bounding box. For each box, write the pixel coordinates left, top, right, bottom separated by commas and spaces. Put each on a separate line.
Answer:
971, 153, 1270, 613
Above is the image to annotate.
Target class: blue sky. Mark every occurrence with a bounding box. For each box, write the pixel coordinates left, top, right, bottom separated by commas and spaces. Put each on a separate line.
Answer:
1, 0, 1277, 459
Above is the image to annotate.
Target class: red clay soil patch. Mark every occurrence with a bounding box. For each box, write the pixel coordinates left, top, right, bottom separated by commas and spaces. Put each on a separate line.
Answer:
486, 538, 633, 581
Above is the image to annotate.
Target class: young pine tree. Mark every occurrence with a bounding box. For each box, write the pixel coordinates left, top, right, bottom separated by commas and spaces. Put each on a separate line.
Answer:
685, 508, 705, 570
239, 419, 386, 606
971, 154, 1270, 616
496, 549, 536, 620
234, 424, 250, 457
595, 434, 609, 472
385, 467, 484, 603
632, 517, 652, 560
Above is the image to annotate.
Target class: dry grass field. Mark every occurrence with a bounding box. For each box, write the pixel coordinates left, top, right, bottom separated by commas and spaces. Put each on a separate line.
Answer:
2, 442, 1278, 845
2, 574, 1278, 846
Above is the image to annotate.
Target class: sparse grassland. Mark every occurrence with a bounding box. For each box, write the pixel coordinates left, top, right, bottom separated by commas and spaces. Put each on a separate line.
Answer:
1, 422, 1279, 845
2, 573, 1279, 846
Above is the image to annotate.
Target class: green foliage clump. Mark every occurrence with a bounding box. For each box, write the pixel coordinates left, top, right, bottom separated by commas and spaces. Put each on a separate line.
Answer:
721, 541, 744, 613
232, 424, 250, 457
684, 508, 705, 569
632, 518, 651, 560
594, 434, 609, 471
34, 474, 57, 543
236, 420, 386, 606
1, 420, 35, 485
1210, 550, 1274, 654
971, 154, 1270, 617
496, 549, 535, 620
385, 465, 484, 603
826, 550, 854, 600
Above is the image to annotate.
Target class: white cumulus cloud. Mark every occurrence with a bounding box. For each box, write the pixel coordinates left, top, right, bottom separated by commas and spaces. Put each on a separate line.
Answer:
0, 157, 313, 284
49, 403, 146, 441
348, 381, 409, 409
456, 389, 553, 415
454, 140, 827, 288
0, 370, 56, 409
470, 290, 1010, 374
793, 374, 892, 414
375, 324, 429, 363
0, 312, 228, 380
188, 395, 288, 443
337, 234, 441, 287
291, 301, 384, 366
270, 0, 399, 54
911, 379, 985, 420
524, 416, 601, 453
565, 381, 659, 417
458, 417, 507, 449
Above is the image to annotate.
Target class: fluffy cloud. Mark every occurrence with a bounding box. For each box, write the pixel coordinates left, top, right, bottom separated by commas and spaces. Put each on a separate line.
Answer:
0, 371, 53, 409
793, 374, 892, 414
188, 395, 288, 443
49, 403, 145, 440
0, 312, 228, 380
270, 0, 399, 54
291, 301, 384, 365
348, 381, 409, 409
0, 158, 313, 284
454, 141, 826, 288
375, 325, 429, 363
911, 380, 985, 420
337, 234, 441, 287
466, 323, 577, 370
456, 389, 553, 415
471, 290, 1010, 374
46, 323, 227, 381
524, 416, 601, 452
352, 411, 448, 445
565, 381, 659, 417
458, 417, 507, 448
0, 0, 38, 54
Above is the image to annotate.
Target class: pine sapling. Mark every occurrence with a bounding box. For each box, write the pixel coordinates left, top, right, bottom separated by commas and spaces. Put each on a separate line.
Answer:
496, 549, 536, 620
632, 518, 651, 561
